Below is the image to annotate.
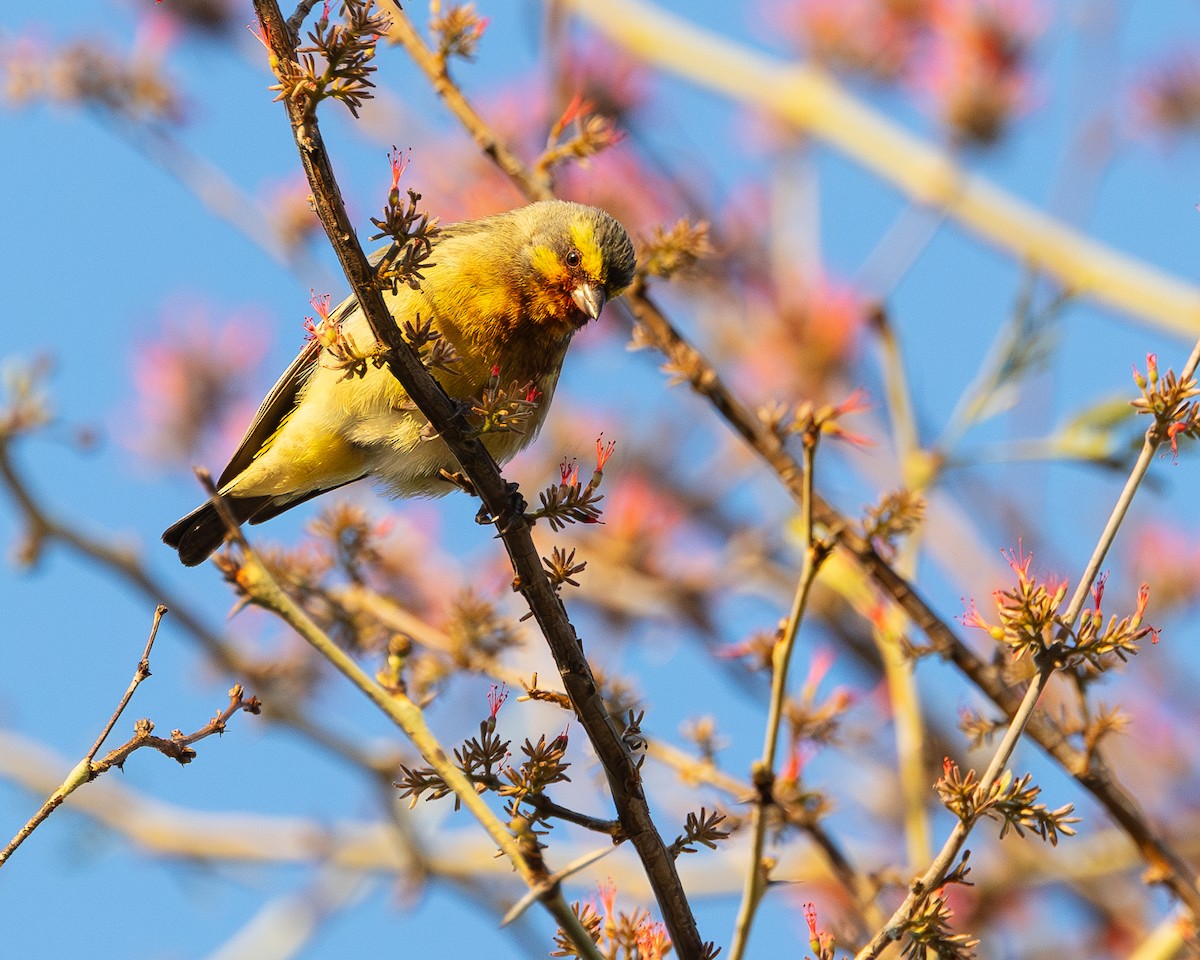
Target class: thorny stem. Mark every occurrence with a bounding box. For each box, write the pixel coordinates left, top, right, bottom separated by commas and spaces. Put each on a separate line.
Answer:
251, 2, 703, 955
231, 542, 604, 960
856, 337, 1200, 958
729, 437, 829, 960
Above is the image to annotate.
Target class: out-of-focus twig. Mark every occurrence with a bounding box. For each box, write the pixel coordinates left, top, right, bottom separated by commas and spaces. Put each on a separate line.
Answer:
381, 4, 552, 201
867, 308, 932, 870
202, 869, 369, 960
730, 432, 830, 960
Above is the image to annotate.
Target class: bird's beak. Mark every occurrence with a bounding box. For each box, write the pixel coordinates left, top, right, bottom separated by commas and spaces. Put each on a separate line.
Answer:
571, 282, 606, 322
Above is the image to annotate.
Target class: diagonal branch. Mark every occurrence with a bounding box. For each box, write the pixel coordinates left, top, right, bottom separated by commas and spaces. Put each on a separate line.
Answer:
627, 285, 1200, 920
379, 0, 1200, 935
250, 2, 706, 956
0, 441, 388, 775
227, 531, 602, 960
0, 608, 260, 870
856, 338, 1200, 958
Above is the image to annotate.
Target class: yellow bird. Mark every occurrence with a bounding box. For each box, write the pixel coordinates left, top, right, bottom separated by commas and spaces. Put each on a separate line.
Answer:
163, 199, 636, 565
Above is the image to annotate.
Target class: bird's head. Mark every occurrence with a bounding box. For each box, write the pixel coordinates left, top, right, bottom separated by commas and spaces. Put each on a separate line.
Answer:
515, 201, 637, 331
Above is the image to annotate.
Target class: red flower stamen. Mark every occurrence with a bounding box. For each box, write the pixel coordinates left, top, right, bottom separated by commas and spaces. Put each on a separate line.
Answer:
487, 683, 509, 720
1001, 538, 1033, 586
387, 145, 411, 194
309, 290, 331, 321
595, 434, 616, 471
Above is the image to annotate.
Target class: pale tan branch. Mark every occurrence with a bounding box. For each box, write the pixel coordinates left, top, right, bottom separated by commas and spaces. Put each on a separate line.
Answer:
559, 0, 1200, 336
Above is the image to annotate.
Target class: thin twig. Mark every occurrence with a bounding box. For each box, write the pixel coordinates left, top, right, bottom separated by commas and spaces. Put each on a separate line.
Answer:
380, 2, 552, 201
0, 609, 260, 869
501, 844, 619, 927
0, 605, 167, 867
729, 434, 831, 960
869, 306, 932, 868
89, 683, 261, 772
84, 605, 166, 763
0, 442, 387, 774
1057, 337, 1200, 633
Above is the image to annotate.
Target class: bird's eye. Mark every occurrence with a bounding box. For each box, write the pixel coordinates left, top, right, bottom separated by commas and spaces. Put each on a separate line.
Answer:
565, 249, 582, 268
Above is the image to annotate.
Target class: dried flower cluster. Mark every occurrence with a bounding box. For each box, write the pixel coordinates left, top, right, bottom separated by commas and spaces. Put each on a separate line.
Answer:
1136, 54, 1200, 136
552, 878, 721, 960
899, 892, 980, 960
400, 314, 460, 376
304, 293, 385, 381
528, 437, 615, 531
536, 93, 625, 181
860, 488, 926, 556
0, 358, 52, 441
469, 368, 543, 437
265, 0, 389, 119
960, 543, 1159, 670
937, 758, 1078, 845
370, 146, 440, 292
395, 686, 576, 825
429, 1, 489, 66
637, 220, 713, 280
2, 36, 183, 123
1131, 353, 1200, 460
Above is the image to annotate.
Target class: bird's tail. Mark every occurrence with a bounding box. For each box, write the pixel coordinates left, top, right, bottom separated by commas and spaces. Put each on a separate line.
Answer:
161, 495, 273, 567
163, 477, 365, 566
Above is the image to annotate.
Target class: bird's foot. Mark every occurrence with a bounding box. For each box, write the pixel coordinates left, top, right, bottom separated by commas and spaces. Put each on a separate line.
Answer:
475, 481, 527, 534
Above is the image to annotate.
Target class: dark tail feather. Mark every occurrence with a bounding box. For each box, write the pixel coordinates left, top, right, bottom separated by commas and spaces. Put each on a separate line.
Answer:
162, 495, 273, 567
162, 476, 366, 566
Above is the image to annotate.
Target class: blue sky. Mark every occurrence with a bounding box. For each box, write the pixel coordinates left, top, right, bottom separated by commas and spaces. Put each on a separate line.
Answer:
5, 1, 1200, 957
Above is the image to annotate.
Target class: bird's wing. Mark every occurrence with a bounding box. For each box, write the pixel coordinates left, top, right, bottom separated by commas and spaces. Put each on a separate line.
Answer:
217, 335, 323, 489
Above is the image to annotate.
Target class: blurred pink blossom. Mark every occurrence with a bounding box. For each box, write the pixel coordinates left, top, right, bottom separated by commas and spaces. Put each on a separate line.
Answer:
129, 302, 269, 468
